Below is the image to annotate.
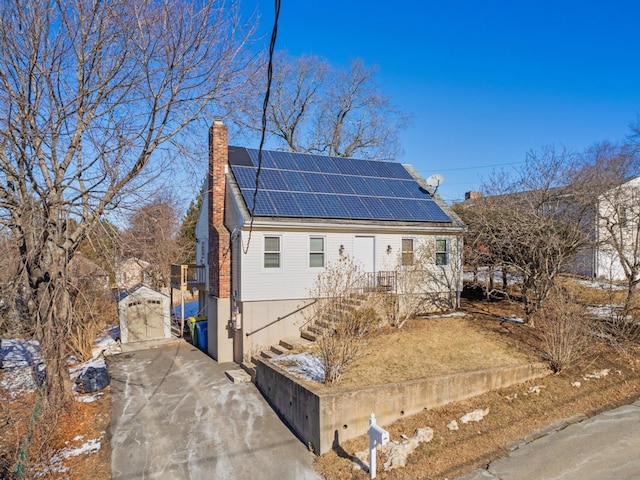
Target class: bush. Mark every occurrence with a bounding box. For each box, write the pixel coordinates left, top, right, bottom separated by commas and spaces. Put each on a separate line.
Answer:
535, 289, 593, 373
317, 306, 378, 384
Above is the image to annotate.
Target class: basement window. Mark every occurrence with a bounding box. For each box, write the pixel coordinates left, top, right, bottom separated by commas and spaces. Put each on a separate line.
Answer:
264, 236, 281, 269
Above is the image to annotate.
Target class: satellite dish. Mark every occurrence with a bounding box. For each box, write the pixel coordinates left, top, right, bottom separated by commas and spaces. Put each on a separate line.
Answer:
426, 174, 445, 192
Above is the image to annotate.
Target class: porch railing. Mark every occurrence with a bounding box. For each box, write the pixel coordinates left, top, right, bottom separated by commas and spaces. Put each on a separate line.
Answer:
353, 270, 397, 294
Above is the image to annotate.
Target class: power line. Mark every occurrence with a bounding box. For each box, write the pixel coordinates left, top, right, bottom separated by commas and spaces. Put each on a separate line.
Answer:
416, 160, 526, 173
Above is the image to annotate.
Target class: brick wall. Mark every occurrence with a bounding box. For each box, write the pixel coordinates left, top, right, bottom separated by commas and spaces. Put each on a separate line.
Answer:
208, 120, 231, 298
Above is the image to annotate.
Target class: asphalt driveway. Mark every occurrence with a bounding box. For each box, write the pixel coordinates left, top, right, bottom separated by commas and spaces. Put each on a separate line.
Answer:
108, 341, 321, 480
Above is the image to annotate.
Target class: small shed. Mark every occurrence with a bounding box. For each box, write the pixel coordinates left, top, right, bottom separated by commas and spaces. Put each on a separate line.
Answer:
117, 284, 171, 344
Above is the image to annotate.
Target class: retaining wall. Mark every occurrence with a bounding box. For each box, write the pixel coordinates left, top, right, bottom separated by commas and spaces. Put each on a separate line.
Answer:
255, 360, 549, 454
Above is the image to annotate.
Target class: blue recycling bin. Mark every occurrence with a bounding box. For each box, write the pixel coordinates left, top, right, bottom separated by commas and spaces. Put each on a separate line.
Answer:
194, 320, 208, 351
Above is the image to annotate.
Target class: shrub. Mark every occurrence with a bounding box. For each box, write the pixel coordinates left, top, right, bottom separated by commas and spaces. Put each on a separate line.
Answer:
535, 288, 593, 373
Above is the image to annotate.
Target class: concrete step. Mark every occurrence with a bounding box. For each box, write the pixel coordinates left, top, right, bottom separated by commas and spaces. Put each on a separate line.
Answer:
260, 350, 276, 360
225, 369, 252, 384
300, 329, 318, 342
308, 324, 326, 335
279, 337, 313, 350
240, 361, 256, 382
270, 344, 288, 355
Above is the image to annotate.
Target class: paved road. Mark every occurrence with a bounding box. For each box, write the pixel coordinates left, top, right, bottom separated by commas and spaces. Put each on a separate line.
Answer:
459, 399, 640, 480
109, 342, 321, 480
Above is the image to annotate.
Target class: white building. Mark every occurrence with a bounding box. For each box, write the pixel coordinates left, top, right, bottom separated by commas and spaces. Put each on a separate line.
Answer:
198, 120, 466, 363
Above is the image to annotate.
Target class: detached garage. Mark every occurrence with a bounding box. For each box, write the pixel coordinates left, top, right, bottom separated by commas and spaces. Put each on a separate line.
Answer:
117, 285, 171, 344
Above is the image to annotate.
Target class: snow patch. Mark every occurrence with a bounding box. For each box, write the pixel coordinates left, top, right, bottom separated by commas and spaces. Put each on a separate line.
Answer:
446, 420, 459, 431
499, 316, 525, 324
270, 352, 325, 383
419, 312, 466, 319
460, 408, 490, 424
584, 369, 610, 380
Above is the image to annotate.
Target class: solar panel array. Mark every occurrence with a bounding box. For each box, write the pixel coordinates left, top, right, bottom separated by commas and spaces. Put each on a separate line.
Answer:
229, 149, 451, 222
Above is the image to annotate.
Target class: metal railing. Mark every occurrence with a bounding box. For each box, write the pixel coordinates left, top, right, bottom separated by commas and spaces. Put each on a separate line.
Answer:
246, 300, 317, 337
353, 271, 397, 294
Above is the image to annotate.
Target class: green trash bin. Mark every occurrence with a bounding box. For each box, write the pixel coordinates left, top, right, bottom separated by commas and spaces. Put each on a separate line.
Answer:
188, 316, 207, 346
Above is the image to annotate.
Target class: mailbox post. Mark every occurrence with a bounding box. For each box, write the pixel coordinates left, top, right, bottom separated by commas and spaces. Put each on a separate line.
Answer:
368, 413, 389, 479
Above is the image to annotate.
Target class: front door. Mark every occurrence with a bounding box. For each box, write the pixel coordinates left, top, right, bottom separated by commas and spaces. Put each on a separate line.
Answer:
353, 235, 375, 273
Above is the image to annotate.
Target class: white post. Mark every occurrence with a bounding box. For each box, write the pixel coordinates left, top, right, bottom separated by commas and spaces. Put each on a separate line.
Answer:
180, 289, 185, 338
369, 413, 377, 479
368, 413, 389, 479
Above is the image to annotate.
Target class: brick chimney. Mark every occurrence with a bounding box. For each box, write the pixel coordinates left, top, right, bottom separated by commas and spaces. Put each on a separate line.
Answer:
464, 190, 483, 201
208, 120, 231, 298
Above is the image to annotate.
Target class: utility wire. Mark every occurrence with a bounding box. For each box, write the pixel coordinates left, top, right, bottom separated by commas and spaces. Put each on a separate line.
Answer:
244, 0, 280, 254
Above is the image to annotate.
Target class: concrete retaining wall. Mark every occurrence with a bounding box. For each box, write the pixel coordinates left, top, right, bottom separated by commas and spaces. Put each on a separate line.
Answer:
256, 360, 549, 454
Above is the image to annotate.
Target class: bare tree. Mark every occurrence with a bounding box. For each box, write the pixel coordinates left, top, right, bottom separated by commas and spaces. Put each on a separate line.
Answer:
0, 0, 254, 407
121, 194, 183, 290
465, 147, 593, 322
234, 53, 409, 159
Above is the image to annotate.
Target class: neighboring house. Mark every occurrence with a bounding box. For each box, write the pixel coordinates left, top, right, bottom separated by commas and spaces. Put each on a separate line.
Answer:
199, 120, 466, 363
114, 257, 151, 291
591, 177, 640, 281
68, 254, 110, 290
463, 176, 640, 283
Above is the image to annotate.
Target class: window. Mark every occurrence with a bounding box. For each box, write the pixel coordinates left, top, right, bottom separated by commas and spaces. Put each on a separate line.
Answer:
309, 236, 325, 268
435, 239, 448, 266
618, 205, 628, 227
264, 236, 281, 269
401, 238, 414, 266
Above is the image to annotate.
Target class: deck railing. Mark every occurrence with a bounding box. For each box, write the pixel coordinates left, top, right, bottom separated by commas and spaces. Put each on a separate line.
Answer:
170, 264, 206, 291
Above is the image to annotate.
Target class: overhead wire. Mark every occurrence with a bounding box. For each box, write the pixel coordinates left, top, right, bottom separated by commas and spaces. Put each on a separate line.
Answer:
243, 0, 281, 254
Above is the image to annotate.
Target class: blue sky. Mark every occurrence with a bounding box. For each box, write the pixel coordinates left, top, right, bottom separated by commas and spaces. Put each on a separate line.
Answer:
239, 1, 640, 203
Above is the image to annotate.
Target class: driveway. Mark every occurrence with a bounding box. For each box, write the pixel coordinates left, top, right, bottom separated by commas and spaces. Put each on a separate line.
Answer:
108, 342, 321, 480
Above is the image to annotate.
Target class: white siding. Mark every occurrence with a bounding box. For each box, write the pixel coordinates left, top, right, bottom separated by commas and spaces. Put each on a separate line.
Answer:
238, 229, 463, 302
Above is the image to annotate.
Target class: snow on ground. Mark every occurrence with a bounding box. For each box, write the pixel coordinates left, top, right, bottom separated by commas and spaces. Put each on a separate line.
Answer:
586, 304, 624, 318
574, 278, 627, 291
419, 312, 466, 319
35, 435, 103, 477
0, 324, 120, 401
271, 352, 325, 383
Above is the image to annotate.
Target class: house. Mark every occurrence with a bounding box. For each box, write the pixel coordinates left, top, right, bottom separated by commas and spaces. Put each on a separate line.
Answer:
114, 257, 152, 290
198, 120, 466, 363
463, 176, 640, 283
590, 176, 640, 281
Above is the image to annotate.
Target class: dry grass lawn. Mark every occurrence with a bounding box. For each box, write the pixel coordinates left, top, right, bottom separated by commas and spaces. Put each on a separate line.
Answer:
313, 294, 640, 480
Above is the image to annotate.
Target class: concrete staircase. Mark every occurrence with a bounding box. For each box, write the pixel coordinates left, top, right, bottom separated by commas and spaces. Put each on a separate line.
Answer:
300, 294, 368, 341
240, 336, 312, 381
241, 294, 370, 381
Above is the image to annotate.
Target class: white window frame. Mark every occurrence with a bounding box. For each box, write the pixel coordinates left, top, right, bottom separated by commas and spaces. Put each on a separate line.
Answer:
309, 236, 325, 269
401, 237, 415, 266
435, 238, 449, 266
263, 235, 282, 270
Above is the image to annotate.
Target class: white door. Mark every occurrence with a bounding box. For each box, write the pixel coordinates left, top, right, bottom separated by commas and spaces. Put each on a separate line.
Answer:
353, 236, 375, 273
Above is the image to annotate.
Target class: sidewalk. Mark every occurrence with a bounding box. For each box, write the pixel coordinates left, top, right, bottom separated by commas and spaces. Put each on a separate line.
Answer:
109, 341, 321, 480
458, 399, 640, 480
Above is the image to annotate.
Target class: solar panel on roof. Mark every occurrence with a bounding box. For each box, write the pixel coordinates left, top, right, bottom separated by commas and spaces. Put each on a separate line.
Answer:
232, 148, 451, 223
